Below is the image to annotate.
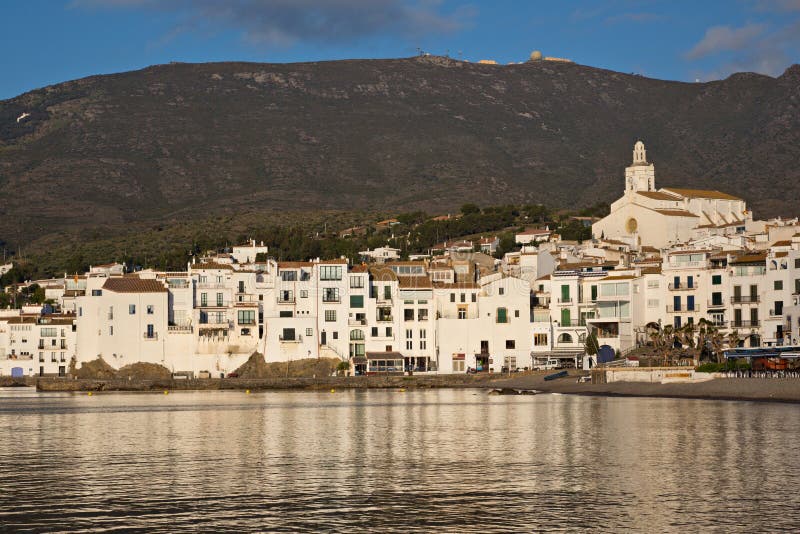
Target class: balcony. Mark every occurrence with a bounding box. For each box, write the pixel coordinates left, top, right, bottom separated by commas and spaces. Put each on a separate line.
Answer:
666, 305, 696, 313
376, 316, 394, 323
143, 332, 158, 341
348, 318, 367, 326
199, 301, 231, 308
197, 282, 227, 289
731, 295, 759, 304
731, 320, 760, 328
668, 283, 698, 291
710, 320, 728, 328
279, 334, 302, 343
322, 297, 341, 304
707, 299, 725, 308
557, 297, 573, 304
769, 309, 784, 318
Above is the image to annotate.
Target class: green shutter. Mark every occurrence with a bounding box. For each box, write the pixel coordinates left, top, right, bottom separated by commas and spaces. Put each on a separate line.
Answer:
712, 275, 722, 285
561, 285, 570, 302
350, 295, 364, 308
497, 308, 507, 323
561, 308, 571, 326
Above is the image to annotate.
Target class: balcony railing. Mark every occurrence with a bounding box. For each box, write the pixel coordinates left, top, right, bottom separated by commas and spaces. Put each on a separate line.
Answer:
143, 332, 158, 340
769, 309, 784, 317
707, 299, 725, 308
557, 297, 573, 304
279, 334, 302, 343
731, 320, 760, 328
197, 282, 227, 289
348, 318, 367, 326
668, 282, 698, 291
168, 325, 193, 333
731, 295, 759, 303
277, 297, 296, 304
376, 316, 394, 322
666, 305, 696, 313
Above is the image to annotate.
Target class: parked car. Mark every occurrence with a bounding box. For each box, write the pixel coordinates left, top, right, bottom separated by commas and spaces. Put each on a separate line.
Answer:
226, 372, 239, 378
533, 358, 560, 371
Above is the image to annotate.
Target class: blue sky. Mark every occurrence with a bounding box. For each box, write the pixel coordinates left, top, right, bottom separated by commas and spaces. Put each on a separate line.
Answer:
1, 0, 799, 99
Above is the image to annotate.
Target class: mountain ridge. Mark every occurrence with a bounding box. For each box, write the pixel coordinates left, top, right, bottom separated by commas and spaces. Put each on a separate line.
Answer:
1, 56, 799, 248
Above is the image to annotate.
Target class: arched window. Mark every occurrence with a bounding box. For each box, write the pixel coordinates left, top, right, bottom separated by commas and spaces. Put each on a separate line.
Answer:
350, 329, 364, 341
557, 333, 573, 344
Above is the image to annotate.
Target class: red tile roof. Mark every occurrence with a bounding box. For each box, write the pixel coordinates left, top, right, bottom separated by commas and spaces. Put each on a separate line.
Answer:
102, 278, 167, 293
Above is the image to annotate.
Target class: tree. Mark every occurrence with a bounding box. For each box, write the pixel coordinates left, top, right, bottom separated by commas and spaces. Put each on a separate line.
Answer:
460, 203, 480, 216
585, 331, 599, 356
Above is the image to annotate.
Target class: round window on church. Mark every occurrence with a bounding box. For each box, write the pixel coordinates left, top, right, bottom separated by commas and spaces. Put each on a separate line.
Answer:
625, 217, 638, 233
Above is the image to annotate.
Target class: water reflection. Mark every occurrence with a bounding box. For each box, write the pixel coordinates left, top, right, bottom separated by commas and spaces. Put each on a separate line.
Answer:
0, 388, 798, 532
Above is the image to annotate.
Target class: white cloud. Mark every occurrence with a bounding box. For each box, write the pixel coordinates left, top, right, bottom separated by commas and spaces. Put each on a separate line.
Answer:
685, 24, 767, 60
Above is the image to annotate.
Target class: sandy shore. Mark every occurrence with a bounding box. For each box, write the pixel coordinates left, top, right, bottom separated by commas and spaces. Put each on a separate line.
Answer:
491, 371, 800, 403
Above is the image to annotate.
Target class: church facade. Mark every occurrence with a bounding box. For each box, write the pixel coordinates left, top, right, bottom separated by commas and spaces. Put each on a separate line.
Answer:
592, 141, 750, 249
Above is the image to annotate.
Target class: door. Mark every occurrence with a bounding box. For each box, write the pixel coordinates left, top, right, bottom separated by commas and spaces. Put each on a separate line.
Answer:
733, 286, 741, 302
687, 276, 693, 289
674, 276, 680, 289
750, 285, 758, 302
687, 295, 695, 311
591, 285, 597, 301
321, 331, 327, 346
673, 295, 681, 312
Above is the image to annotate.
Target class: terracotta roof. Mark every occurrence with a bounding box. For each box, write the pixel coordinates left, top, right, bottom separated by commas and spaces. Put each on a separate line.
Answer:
432, 282, 479, 289
319, 258, 348, 264
369, 267, 398, 281
536, 274, 551, 281
640, 267, 662, 275
385, 261, 428, 266
277, 262, 313, 269
775, 251, 789, 258
771, 240, 792, 247
600, 275, 636, 281
102, 278, 167, 293
654, 209, 699, 218
366, 351, 404, 358
730, 252, 767, 264
194, 262, 234, 271
637, 191, 680, 201
661, 188, 742, 201
350, 265, 369, 273
398, 276, 433, 289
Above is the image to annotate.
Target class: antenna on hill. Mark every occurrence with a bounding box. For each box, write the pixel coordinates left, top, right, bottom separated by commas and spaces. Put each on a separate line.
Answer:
458, 50, 463, 60
416, 46, 422, 56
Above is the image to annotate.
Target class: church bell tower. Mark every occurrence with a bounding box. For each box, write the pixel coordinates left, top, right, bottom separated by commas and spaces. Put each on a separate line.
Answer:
625, 140, 655, 193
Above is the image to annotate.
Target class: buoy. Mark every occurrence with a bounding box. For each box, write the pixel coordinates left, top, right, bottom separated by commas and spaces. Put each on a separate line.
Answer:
330, 388, 335, 393
87, 392, 93, 396
398, 388, 406, 392
246, 389, 250, 394
164, 390, 168, 395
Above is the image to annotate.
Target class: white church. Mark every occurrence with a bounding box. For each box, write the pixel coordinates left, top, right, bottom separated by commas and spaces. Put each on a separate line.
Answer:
592, 141, 750, 249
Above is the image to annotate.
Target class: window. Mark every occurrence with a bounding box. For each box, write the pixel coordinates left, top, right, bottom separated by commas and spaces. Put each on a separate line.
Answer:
458, 307, 467, 320
384, 286, 392, 299
418, 309, 428, 321
350, 295, 364, 308
712, 275, 722, 285
371, 327, 378, 337
453, 358, 465, 372
201, 293, 208, 306
506, 340, 515, 349
406, 340, 413, 350
557, 333, 573, 344
499, 287, 505, 295
279, 311, 293, 318
514, 310, 520, 318
450, 294, 455, 302
647, 280, 659, 289
306, 328, 313, 337
332, 332, 338, 340
300, 290, 308, 298
460, 293, 466, 303
497, 308, 508, 323
775, 280, 784, 291
320, 265, 343, 281
404, 309, 414, 321
471, 293, 476, 303
40, 328, 57, 337
281, 271, 297, 281
91, 289, 102, 296
420, 340, 426, 350
216, 293, 223, 306
385, 327, 392, 337
146, 324, 154, 338
147, 305, 154, 315
350, 276, 364, 288
795, 258, 800, 269
279, 290, 294, 303
325, 310, 336, 322
282, 328, 296, 341
419, 329, 426, 339
129, 304, 136, 314
406, 329, 413, 338
323, 288, 340, 302
237, 310, 255, 325
109, 326, 113, 336
350, 329, 365, 341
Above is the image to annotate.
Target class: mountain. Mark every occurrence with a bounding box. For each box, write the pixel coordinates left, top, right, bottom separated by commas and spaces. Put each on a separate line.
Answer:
1, 57, 799, 248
